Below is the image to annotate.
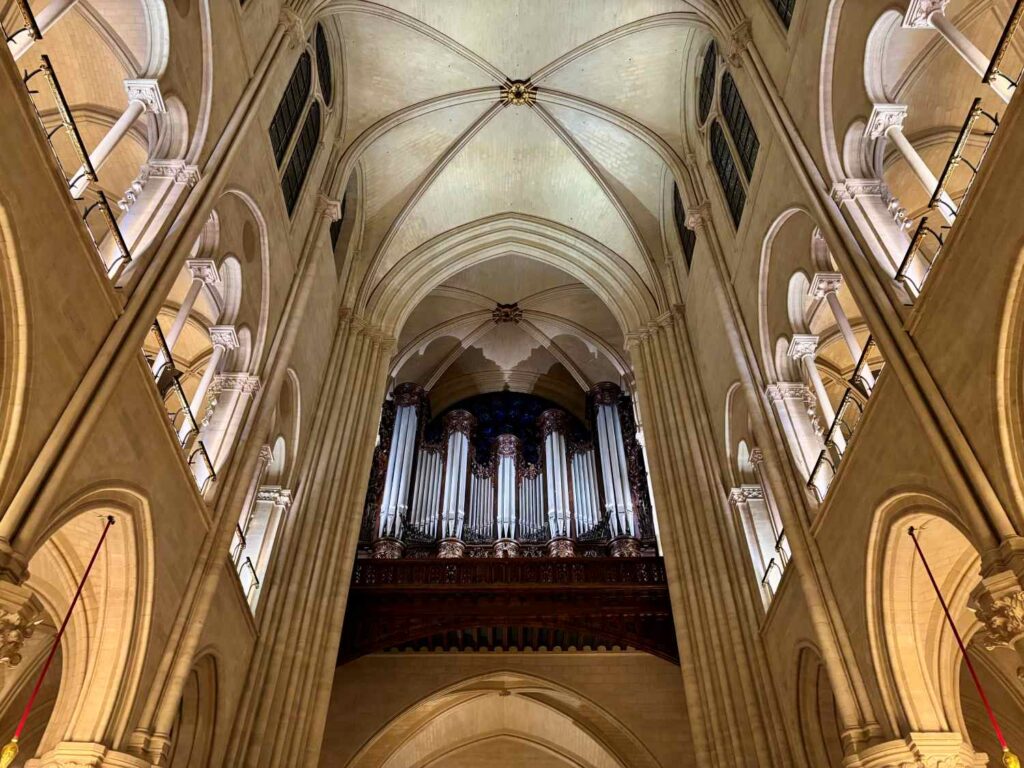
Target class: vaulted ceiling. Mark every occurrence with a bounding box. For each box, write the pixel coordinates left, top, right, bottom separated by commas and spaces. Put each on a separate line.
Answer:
317, 0, 714, 409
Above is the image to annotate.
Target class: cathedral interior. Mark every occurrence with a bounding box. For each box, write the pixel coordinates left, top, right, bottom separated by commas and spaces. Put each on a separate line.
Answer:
1, 0, 1024, 766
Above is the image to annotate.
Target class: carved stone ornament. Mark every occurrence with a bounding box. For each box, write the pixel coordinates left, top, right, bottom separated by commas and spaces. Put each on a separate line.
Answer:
0, 609, 43, 668
123, 78, 166, 114
493, 539, 520, 558
492, 302, 524, 324
609, 536, 641, 558
727, 20, 752, 67
212, 373, 261, 395
590, 381, 622, 406
500, 79, 537, 106
317, 194, 343, 222
444, 409, 476, 438
538, 409, 570, 439
547, 537, 575, 558
787, 334, 819, 360
497, 434, 520, 457
147, 159, 201, 186
685, 202, 712, 231
810, 272, 843, 299
393, 382, 427, 408
865, 104, 908, 141
258, 444, 274, 463
765, 381, 814, 402
438, 538, 466, 559
975, 590, 1024, 649
903, 0, 949, 28
209, 325, 240, 350
748, 447, 765, 466
372, 537, 404, 560
186, 258, 220, 285
729, 485, 765, 504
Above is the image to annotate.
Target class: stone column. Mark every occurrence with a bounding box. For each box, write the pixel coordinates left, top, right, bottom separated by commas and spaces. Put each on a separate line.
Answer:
728, 486, 778, 607
10, 0, 80, 60
439, 410, 474, 558
373, 383, 425, 557
494, 434, 520, 557
865, 104, 957, 223
178, 326, 238, 444
810, 272, 875, 391
829, 178, 912, 282
591, 382, 640, 556
245, 487, 292, 608
113, 161, 201, 265
539, 409, 573, 556
788, 334, 839, 427
152, 258, 219, 375
764, 382, 824, 487
904, 0, 1011, 102
70, 80, 166, 198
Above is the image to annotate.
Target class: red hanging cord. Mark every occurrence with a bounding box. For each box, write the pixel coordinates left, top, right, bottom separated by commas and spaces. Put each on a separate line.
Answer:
908, 526, 1019, 767
0, 515, 114, 768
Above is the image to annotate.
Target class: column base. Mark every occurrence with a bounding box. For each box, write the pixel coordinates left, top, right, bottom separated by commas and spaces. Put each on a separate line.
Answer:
609, 536, 641, 557
437, 538, 465, 558
546, 538, 574, 557
493, 539, 519, 558
372, 537, 404, 559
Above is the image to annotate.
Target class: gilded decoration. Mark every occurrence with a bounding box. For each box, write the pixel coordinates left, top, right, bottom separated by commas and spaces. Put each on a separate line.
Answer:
500, 79, 537, 106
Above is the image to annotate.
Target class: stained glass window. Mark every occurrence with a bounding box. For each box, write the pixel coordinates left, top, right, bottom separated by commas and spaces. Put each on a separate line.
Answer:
710, 121, 746, 226
281, 102, 321, 216
269, 52, 311, 167
720, 72, 759, 179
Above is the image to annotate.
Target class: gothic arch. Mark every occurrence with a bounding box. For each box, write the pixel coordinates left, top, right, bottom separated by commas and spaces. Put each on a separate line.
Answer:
795, 644, 845, 768
220, 189, 271, 376
363, 215, 660, 337
0, 200, 27, 506
346, 670, 661, 768
864, 491, 983, 738
167, 652, 217, 768
996, 242, 1024, 528
17, 485, 153, 757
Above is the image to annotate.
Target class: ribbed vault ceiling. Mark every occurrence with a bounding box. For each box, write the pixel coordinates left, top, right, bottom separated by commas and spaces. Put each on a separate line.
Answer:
318, 0, 711, 407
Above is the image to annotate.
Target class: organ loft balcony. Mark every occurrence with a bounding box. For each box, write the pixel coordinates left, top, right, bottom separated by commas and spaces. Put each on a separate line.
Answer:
339, 386, 678, 665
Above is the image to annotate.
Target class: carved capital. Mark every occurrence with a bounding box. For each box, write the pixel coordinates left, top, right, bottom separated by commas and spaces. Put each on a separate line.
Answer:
903, 0, 949, 28
209, 325, 239, 350
765, 381, 813, 402
590, 381, 622, 406
787, 333, 820, 360
0, 582, 43, 668
538, 409, 570, 439
729, 485, 765, 504
810, 272, 843, 298
147, 160, 200, 186
186, 258, 219, 285
865, 104, 908, 140
975, 590, 1024, 649
727, 20, 752, 66
685, 202, 712, 231
500, 79, 537, 106
280, 8, 306, 48
123, 79, 166, 114
492, 302, 523, 324
317, 194, 343, 221
444, 409, 476, 438
748, 447, 765, 466
258, 444, 274, 463
497, 434, 520, 457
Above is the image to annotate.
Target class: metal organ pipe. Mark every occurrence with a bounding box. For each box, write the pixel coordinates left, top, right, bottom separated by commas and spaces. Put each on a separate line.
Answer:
540, 410, 572, 540
592, 382, 637, 540
377, 385, 425, 540
440, 410, 474, 541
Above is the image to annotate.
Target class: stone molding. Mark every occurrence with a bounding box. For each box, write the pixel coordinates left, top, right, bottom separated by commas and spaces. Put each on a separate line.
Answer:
865, 104, 908, 140
124, 78, 166, 113
211, 372, 260, 394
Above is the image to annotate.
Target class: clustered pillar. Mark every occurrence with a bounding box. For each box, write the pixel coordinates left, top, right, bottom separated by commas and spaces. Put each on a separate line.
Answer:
591, 382, 641, 556
439, 410, 475, 558
373, 383, 426, 558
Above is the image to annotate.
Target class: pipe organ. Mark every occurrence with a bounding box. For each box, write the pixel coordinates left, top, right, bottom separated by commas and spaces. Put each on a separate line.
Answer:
361, 384, 655, 559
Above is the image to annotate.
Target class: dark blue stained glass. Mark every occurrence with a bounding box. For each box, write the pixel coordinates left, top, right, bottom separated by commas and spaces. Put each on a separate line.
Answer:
710, 121, 746, 226
698, 41, 716, 124
270, 52, 312, 167
720, 72, 759, 179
